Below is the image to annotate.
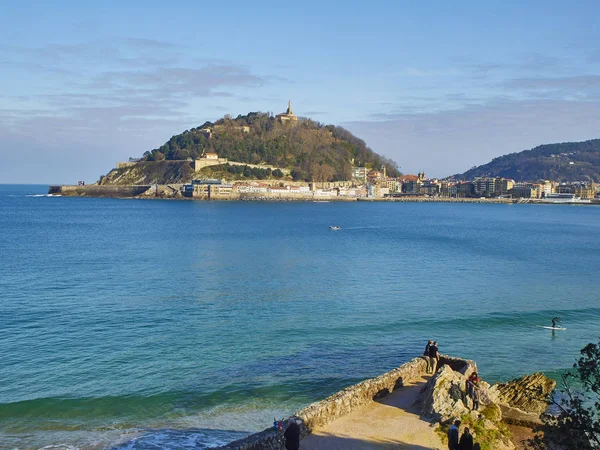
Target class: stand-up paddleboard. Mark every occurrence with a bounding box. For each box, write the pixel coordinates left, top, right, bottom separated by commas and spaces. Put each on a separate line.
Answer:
541, 326, 566, 330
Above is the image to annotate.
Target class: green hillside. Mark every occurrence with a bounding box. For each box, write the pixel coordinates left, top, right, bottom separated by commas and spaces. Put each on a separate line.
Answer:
139, 111, 400, 181
455, 139, 600, 182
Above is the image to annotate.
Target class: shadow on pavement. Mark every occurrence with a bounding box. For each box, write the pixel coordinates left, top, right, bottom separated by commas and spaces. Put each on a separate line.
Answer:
301, 431, 440, 449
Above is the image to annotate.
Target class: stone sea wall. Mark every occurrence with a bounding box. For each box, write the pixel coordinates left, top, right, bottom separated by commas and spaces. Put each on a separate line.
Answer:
358, 197, 514, 203
49, 185, 151, 197
215, 355, 470, 450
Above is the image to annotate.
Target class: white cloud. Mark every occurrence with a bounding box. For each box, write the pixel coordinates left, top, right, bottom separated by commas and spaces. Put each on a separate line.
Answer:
344, 99, 600, 178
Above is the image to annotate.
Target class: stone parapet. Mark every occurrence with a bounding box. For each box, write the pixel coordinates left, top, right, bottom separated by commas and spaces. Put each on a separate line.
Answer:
298, 356, 428, 431
214, 355, 463, 450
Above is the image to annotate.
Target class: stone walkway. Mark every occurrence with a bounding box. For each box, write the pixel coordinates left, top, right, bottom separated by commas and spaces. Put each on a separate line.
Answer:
301, 374, 443, 450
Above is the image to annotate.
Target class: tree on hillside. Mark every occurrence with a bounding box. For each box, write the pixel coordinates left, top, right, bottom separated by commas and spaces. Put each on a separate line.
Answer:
310, 162, 335, 182
528, 339, 600, 449
139, 112, 400, 182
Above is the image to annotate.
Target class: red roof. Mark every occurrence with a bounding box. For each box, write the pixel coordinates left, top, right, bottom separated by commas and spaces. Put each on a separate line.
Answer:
400, 174, 419, 182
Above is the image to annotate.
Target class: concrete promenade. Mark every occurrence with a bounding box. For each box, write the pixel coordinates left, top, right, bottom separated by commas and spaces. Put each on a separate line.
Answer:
301, 374, 443, 450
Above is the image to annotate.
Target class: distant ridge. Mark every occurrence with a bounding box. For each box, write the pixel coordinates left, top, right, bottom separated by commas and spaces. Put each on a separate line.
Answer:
454, 139, 600, 182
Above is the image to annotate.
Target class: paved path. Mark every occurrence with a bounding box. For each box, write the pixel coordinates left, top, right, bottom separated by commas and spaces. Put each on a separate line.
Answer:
301, 374, 443, 450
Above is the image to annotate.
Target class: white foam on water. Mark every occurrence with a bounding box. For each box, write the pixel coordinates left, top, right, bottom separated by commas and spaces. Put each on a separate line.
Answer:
114, 429, 235, 450
112, 403, 292, 449
25, 194, 61, 197
37, 446, 80, 450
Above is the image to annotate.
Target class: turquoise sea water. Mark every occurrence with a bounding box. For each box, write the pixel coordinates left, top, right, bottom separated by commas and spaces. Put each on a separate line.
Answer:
1, 184, 599, 449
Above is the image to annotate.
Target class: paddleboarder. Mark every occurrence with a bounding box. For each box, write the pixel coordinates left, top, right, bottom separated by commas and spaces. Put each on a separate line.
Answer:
552, 316, 561, 328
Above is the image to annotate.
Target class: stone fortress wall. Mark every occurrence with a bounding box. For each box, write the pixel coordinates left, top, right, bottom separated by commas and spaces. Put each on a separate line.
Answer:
192, 158, 291, 175
215, 355, 472, 450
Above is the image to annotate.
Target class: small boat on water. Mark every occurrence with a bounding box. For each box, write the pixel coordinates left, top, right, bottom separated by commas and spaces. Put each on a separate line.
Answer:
329, 226, 341, 231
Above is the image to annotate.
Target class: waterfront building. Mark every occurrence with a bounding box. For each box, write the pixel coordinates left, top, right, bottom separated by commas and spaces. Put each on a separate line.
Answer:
474, 177, 496, 195
209, 184, 234, 199
537, 180, 554, 198
420, 180, 441, 196
494, 178, 515, 195
193, 184, 210, 199
400, 174, 421, 194
556, 182, 596, 199
440, 181, 453, 197
510, 183, 539, 198
455, 182, 475, 197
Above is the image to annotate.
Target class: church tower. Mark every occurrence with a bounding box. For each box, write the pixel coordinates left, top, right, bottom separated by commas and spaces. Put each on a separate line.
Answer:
276, 100, 298, 123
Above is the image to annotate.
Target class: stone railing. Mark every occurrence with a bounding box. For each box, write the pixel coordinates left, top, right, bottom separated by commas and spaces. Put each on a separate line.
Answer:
438, 355, 476, 375
215, 355, 476, 450
297, 356, 427, 430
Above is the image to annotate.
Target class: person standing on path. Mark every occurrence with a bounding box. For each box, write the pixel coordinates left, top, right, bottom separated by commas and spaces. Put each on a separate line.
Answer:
284, 417, 300, 450
466, 372, 479, 407
471, 383, 480, 411
447, 419, 460, 450
458, 427, 474, 450
429, 341, 440, 374
423, 340, 433, 373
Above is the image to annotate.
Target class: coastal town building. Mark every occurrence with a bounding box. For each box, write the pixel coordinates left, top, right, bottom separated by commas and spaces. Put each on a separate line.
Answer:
556, 182, 596, 199
510, 183, 539, 198
495, 178, 515, 195
474, 178, 496, 195
352, 167, 368, 181
367, 170, 383, 181
399, 174, 420, 194
455, 182, 475, 197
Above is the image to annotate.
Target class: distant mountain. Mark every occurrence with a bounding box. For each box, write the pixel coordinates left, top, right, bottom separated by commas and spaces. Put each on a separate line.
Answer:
455, 139, 600, 182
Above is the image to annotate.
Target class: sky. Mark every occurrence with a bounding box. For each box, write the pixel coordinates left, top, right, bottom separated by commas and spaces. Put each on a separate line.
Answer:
1, 0, 600, 183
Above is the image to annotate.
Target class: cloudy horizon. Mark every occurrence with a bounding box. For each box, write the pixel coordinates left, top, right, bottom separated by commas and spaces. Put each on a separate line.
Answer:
1, 1, 599, 184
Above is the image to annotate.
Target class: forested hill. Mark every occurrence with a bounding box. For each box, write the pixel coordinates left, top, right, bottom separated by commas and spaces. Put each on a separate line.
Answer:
139, 112, 399, 181
455, 139, 600, 182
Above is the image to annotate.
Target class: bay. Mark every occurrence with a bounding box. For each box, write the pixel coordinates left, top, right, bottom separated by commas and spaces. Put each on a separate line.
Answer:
1, 184, 599, 449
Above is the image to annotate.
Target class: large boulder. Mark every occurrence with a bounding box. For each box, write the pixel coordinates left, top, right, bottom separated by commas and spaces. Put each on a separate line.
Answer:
420, 364, 516, 450
420, 364, 471, 422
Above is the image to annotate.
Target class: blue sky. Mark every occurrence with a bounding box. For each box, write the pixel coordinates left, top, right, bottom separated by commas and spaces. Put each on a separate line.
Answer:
1, 0, 600, 183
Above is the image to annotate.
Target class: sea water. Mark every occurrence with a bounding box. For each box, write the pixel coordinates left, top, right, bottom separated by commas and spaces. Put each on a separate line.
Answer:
1, 184, 599, 449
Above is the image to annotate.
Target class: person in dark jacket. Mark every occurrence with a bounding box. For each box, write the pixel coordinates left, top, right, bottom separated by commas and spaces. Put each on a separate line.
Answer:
447, 419, 460, 450
424, 340, 433, 373
429, 341, 440, 374
459, 427, 474, 450
284, 417, 300, 450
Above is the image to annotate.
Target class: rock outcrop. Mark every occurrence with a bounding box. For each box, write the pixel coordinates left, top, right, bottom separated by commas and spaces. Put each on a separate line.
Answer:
420, 364, 472, 422
420, 360, 516, 450
490, 372, 556, 415
487, 372, 556, 427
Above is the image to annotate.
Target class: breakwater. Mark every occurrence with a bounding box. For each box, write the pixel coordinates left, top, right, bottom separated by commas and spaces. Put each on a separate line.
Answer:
215, 355, 471, 450
48, 184, 151, 197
